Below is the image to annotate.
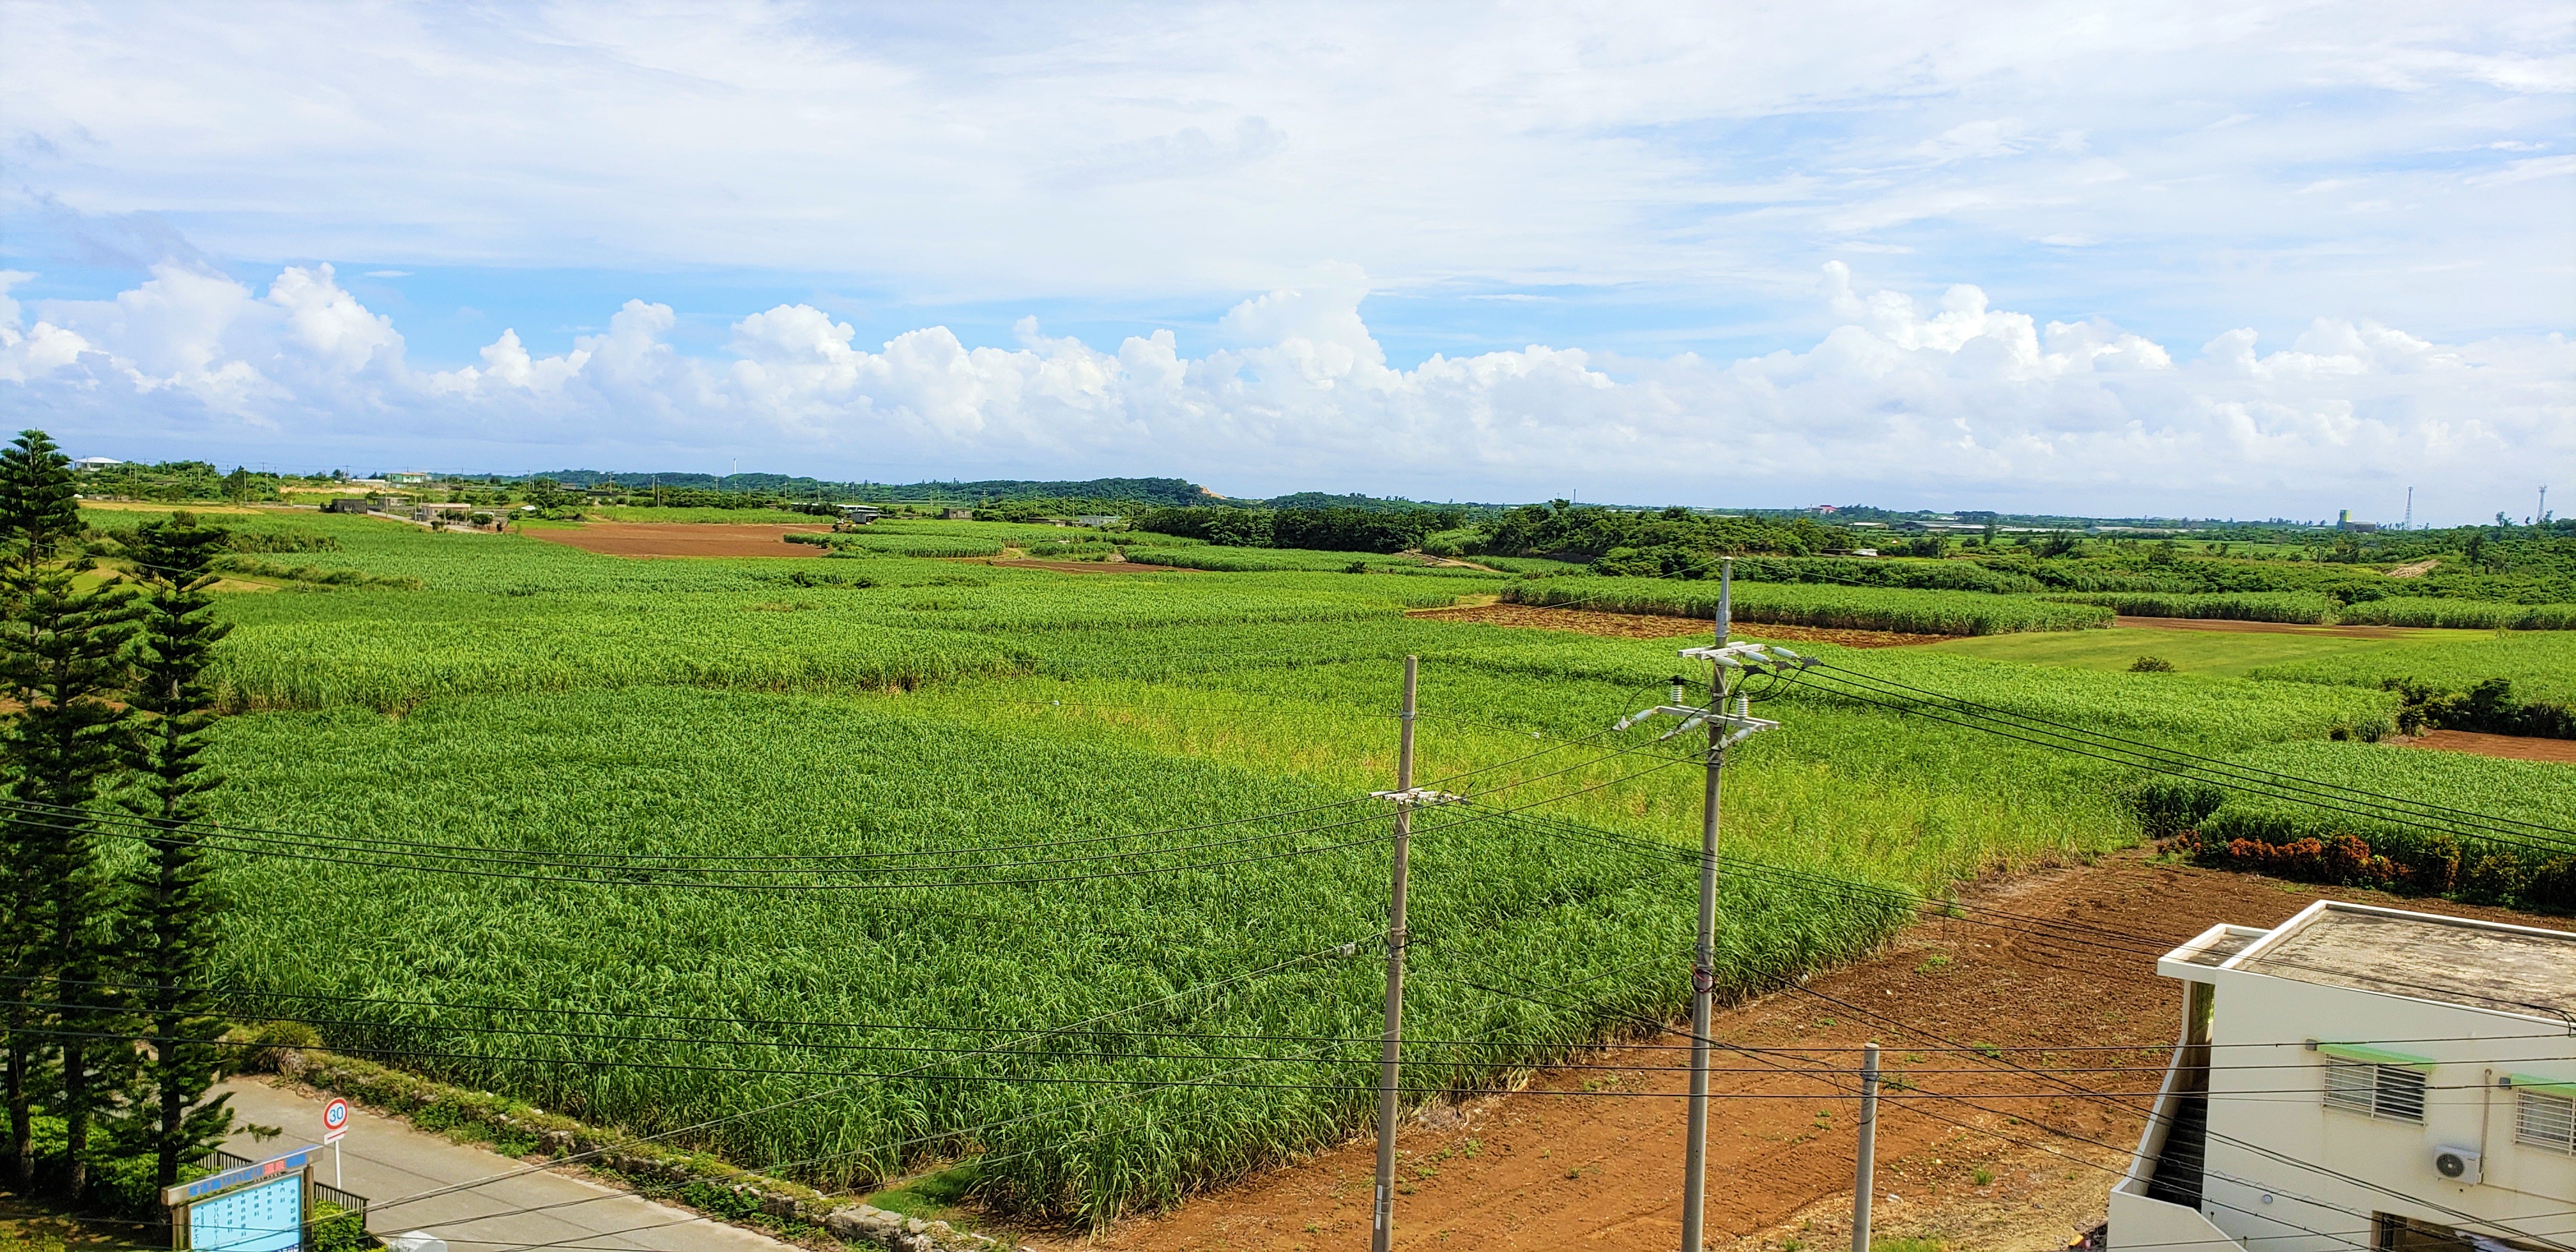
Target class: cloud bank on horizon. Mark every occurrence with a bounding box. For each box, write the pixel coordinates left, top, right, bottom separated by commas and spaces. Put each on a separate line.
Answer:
5, 259, 2566, 521
1, 0, 2570, 519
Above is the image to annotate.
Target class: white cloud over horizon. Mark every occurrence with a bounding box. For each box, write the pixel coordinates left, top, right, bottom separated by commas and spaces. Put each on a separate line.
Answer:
5, 261, 2565, 523
4, 1, 2572, 349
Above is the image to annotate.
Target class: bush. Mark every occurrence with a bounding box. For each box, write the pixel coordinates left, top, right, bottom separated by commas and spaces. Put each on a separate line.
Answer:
2384, 677, 2576, 740
2126, 778, 2223, 837
311, 1201, 378, 1252
220, 1019, 323, 1074
2130, 657, 2177, 673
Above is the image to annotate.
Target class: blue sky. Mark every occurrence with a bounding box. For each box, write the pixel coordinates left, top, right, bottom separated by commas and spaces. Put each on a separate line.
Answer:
2, 1, 2570, 519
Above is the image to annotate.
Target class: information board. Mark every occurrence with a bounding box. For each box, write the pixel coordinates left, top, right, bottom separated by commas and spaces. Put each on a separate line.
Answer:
185, 1170, 305, 1252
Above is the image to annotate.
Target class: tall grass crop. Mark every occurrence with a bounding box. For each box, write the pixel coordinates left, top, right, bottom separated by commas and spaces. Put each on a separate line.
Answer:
199, 688, 1913, 1223
1502, 578, 2113, 636
2171, 740, 2576, 912
2334, 599, 2576, 630
151, 503, 2441, 1224
1465, 556, 1588, 576
827, 533, 1008, 558
2037, 592, 2336, 623
2250, 631, 2576, 705
1731, 555, 2047, 594
1121, 546, 1497, 577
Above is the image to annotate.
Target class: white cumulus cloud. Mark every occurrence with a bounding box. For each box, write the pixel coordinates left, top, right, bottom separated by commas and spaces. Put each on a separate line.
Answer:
3, 261, 2566, 519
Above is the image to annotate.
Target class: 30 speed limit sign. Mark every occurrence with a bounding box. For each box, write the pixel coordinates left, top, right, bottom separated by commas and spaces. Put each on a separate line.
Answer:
323, 1098, 349, 1144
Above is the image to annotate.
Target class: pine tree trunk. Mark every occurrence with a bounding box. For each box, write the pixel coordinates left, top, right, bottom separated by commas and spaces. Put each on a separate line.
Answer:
60, 1037, 86, 1198
5, 1037, 28, 1188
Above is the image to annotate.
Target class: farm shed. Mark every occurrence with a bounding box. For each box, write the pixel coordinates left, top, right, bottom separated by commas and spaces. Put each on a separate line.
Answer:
322, 498, 372, 514
2111, 901, 2574, 1252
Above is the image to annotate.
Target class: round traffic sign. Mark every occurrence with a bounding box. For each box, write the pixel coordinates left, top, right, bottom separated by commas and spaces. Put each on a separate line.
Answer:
323, 1099, 349, 1131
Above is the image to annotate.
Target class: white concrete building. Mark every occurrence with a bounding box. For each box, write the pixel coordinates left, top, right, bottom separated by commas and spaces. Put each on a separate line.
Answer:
2112, 901, 2575, 1252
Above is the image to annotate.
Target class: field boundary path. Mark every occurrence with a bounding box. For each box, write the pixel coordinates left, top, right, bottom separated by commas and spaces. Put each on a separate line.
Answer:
214, 1079, 797, 1252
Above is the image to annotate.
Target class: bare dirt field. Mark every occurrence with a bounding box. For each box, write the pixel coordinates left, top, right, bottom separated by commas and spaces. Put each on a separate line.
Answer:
2110, 615, 2438, 640
1407, 603, 1954, 648
523, 523, 830, 558
1036, 855, 2565, 1252
2398, 729, 2576, 765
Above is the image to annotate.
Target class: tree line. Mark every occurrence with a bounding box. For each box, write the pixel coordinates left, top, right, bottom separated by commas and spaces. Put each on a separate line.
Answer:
3, 431, 238, 1217
1130, 505, 1468, 553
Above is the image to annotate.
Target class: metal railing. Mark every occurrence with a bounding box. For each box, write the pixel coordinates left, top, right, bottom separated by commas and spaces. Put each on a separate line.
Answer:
194, 1150, 372, 1221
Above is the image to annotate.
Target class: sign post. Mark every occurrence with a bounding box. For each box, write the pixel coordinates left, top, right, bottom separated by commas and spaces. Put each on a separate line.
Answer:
322, 1099, 349, 1187
164, 1145, 321, 1252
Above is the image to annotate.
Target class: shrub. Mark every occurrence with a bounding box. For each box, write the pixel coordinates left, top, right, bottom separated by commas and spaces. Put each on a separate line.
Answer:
220, 1019, 323, 1074
2126, 779, 2223, 837
2130, 657, 2177, 673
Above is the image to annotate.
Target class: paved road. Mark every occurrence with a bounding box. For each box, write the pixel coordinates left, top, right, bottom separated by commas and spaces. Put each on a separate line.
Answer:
215, 1079, 797, 1252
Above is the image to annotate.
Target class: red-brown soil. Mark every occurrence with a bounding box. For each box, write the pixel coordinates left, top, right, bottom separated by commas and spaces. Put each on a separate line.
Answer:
1407, 602, 1954, 648
523, 523, 830, 558
2110, 615, 2437, 639
2398, 729, 2576, 765
1036, 855, 2565, 1252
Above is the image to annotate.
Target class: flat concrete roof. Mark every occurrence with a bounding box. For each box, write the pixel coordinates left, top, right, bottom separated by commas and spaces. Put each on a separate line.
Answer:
2225, 903, 2576, 1019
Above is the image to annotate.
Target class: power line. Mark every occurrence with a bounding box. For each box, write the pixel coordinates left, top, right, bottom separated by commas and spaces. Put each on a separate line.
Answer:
1793, 659, 2576, 850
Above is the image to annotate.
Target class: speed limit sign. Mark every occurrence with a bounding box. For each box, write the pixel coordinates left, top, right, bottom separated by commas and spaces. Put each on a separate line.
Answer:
323, 1099, 349, 1144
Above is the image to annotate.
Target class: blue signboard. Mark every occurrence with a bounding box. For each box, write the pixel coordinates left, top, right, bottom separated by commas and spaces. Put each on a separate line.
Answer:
187, 1171, 304, 1252
168, 1145, 321, 1205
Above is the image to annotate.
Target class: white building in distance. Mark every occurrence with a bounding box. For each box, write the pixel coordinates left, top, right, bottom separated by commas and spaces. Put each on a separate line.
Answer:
2112, 901, 2575, 1252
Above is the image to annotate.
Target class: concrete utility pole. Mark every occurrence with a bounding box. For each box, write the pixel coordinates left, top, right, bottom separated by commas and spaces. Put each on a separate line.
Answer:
1370, 657, 1459, 1252
1851, 1042, 1880, 1252
1611, 559, 1805, 1251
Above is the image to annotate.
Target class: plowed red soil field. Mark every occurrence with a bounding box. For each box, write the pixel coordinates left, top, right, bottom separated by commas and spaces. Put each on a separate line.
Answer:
1035, 855, 2564, 1252
2398, 729, 2576, 765
523, 523, 829, 557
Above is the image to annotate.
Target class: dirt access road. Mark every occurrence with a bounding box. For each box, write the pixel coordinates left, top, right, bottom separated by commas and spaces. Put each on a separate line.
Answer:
525, 523, 829, 557
1042, 855, 2566, 1252
212, 1080, 796, 1252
